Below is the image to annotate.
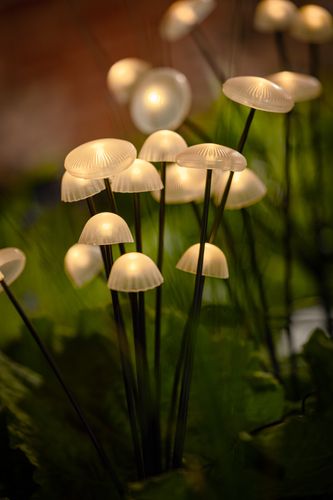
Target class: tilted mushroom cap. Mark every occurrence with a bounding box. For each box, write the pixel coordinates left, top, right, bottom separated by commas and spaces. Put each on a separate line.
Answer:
139, 130, 187, 162
61, 171, 105, 202
0, 247, 26, 288
176, 143, 247, 171
176, 243, 229, 278
111, 159, 163, 193
254, 0, 297, 33
79, 212, 134, 246
267, 71, 322, 102
212, 169, 267, 209
108, 252, 164, 292
64, 244, 103, 287
290, 5, 333, 44
106, 58, 151, 104
160, 0, 216, 41
130, 68, 192, 134
65, 139, 137, 180
223, 76, 294, 113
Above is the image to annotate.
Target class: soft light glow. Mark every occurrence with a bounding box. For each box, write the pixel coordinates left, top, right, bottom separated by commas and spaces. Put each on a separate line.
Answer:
0, 247, 26, 289
65, 138, 137, 180
108, 252, 164, 292
212, 168, 267, 209
139, 130, 187, 162
160, 0, 216, 41
130, 68, 192, 134
254, 0, 297, 33
267, 71, 322, 102
106, 58, 151, 104
176, 143, 247, 171
111, 159, 163, 193
61, 171, 105, 202
176, 243, 229, 278
79, 212, 134, 246
290, 5, 333, 44
64, 243, 103, 287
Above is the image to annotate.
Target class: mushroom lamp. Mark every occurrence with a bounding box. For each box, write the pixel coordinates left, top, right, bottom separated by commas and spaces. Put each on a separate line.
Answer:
108, 252, 164, 292
176, 242, 229, 278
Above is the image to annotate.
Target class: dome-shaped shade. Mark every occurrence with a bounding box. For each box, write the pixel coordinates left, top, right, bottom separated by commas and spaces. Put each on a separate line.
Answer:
212, 169, 267, 209
108, 252, 164, 292
160, 0, 216, 41
223, 76, 294, 113
130, 68, 192, 134
151, 162, 206, 204
106, 58, 151, 104
267, 71, 322, 102
290, 5, 333, 43
111, 159, 163, 193
64, 244, 103, 287
176, 143, 247, 171
176, 243, 229, 278
79, 212, 134, 246
139, 130, 187, 162
0, 247, 26, 289
254, 0, 297, 33
65, 139, 137, 180
61, 171, 105, 202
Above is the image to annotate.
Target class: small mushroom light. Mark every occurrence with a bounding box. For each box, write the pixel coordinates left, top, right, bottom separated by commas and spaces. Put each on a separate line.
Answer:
64, 243, 103, 287
108, 252, 163, 292
290, 5, 333, 44
79, 212, 134, 246
139, 130, 187, 163
176, 143, 247, 171
61, 171, 105, 203
267, 71, 322, 102
0, 247, 26, 289
212, 168, 267, 209
176, 242, 229, 278
107, 58, 151, 104
254, 0, 297, 33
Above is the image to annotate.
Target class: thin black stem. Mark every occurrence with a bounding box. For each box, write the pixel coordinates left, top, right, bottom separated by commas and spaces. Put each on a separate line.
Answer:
133, 193, 142, 253
86, 196, 97, 216
191, 26, 225, 82
274, 31, 291, 70
104, 179, 125, 255
309, 43, 320, 79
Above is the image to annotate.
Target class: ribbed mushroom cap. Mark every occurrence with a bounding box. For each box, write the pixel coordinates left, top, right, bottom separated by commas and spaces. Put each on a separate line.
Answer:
267, 71, 322, 102
0, 247, 26, 289
160, 0, 216, 41
176, 143, 247, 171
151, 162, 206, 204
79, 212, 134, 246
65, 138, 137, 180
61, 171, 105, 202
108, 252, 164, 292
223, 76, 294, 113
111, 159, 163, 193
290, 5, 333, 43
176, 243, 229, 278
212, 169, 267, 209
106, 58, 151, 104
64, 244, 103, 287
130, 68, 192, 134
139, 130, 187, 162
254, 0, 297, 33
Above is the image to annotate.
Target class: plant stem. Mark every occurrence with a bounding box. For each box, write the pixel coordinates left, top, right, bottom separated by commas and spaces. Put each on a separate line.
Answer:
104, 178, 125, 256
191, 26, 225, 82
309, 43, 319, 79
274, 31, 291, 70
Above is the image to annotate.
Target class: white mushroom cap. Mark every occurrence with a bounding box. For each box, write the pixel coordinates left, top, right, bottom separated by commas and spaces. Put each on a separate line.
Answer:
130, 68, 192, 134
61, 171, 105, 202
223, 76, 294, 113
0, 248, 26, 289
108, 252, 163, 292
254, 0, 297, 33
267, 71, 322, 102
64, 244, 103, 287
176, 243, 229, 278
290, 5, 333, 44
111, 159, 163, 193
212, 169, 267, 209
106, 58, 151, 104
65, 139, 137, 180
176, 143, 247, 171
139, 130, 187, 162
160, 0, 216, 41
79, 212, 134, 246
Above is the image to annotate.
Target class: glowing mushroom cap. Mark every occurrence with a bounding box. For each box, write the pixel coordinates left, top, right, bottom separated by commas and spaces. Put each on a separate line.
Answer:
139, 130, 187, 162
176, 243, 229, 278
267, 71, 322, 102
111, 159, 163, 193
106, 58, 151, 104
64, 243, 103, 287
130, 68, 192, 134
212, 169, 267, 209
79, 212, 134, 246
61, 171, 105, 202
65, 139, 137, 180
108, 252, 164, 292
254, 0, 297, 33
0, 247, 26, 288
223, 76, 294, 113
176, 143, 247, 171
290, 5, 333, 44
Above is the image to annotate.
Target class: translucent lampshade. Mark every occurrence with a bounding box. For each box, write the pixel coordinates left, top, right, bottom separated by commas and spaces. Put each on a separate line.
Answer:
290, 5, 333, 44
108, 252, 164, 292
79, 212, 134, 246
129, 68, 192, 134
267, 71, 322, 102
176, 243, 229, 278
64, 244, 103, 287
222, 76, 294, 113
106, 58, 151, 104
212, 169, 267, 209
111, 159, 163, 193
65, 138, 137, 180
139, 130, 187, 162
0, 247, 26, 289
254, 0, 297, 33
61, 171, 105, 202
151, 162, 206, 204
176, 143, 247, 171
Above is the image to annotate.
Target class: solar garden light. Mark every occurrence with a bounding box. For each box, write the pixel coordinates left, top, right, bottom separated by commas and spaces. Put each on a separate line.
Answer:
106, 58, 151, 104
64, 243, 103, 287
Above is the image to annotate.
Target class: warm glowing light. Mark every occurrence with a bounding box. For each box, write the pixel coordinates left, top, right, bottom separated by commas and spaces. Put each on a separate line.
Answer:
176, 143, 247, 171
61, 172, 105, 202
139, 130, 187, 162
0, 247, 26, 289
212, 168, 267, 209
108, 252, 164, 292
176, 243, 229, 278
64, 244, 103, 287
79, 212, 134, 246
254, 0, 297, 33
267, 71, 322, 102
111, 159, 163, 193
290, 5, 333, 43
107, 58, 151, 104
160, 0, 216, 41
